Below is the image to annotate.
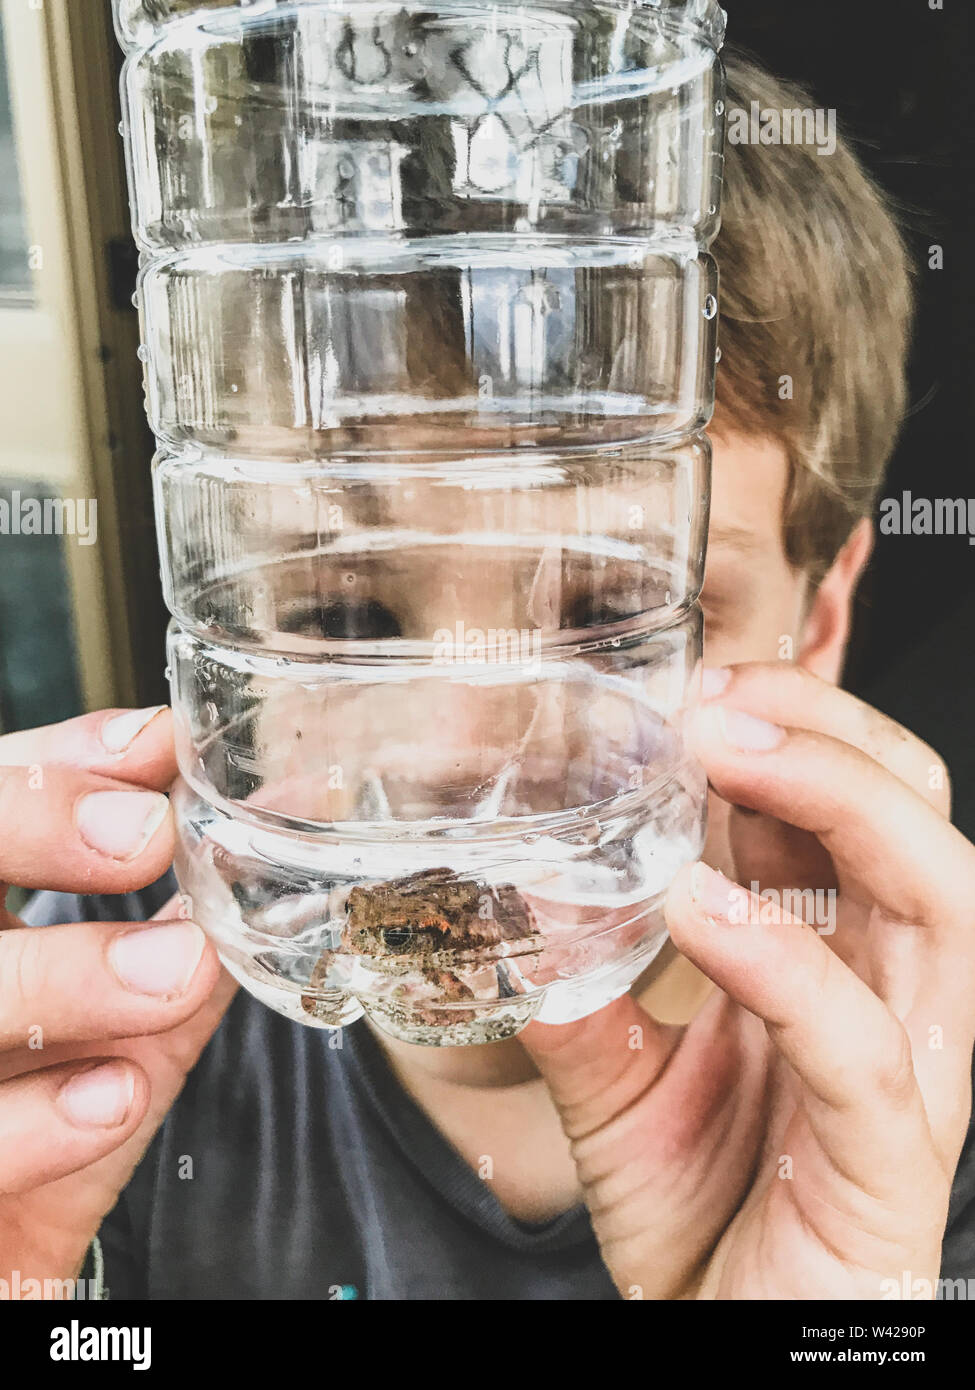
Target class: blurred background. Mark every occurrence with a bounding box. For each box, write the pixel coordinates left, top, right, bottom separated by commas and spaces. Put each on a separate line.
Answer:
0, 0, 970, 827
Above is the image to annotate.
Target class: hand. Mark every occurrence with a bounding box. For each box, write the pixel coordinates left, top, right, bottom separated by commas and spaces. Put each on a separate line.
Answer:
521, 663, 975, 1300
0, 708, 234, 1291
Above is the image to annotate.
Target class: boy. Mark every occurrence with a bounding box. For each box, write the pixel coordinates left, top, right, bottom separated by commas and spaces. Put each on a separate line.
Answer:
1, 50, 973, 1300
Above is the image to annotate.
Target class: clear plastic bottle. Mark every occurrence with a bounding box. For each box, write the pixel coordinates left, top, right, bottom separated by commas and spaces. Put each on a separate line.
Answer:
114, 0, 727, 1044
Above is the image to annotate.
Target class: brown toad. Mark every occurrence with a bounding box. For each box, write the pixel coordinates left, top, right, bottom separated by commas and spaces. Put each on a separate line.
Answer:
301, 867, 539, 1025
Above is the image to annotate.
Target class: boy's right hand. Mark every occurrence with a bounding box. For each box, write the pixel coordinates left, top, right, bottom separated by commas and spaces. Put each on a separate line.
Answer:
0, 707, 234, 1291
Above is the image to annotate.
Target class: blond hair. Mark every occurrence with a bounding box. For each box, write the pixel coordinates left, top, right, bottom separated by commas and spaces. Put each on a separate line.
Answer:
714, 50, 914, 583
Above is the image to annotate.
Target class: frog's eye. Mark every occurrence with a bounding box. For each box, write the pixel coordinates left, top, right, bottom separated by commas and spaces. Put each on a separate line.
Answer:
381, 927, 412, 953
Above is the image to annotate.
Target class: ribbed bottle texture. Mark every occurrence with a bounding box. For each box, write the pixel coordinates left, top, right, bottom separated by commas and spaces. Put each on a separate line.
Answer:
116, 0, 726, 1043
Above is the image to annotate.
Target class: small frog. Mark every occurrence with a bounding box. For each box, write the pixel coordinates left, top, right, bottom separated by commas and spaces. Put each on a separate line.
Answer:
301, 867, 539, 1025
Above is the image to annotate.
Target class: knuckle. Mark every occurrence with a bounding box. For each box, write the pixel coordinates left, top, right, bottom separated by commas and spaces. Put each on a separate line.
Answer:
0, 927, 47, 1022
866, 710, 951, 809
0, 928, 50, 1045
857, 703, 909, 766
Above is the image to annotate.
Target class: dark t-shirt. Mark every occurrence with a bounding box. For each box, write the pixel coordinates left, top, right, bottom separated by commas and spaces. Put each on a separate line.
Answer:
22, 876, 975, 1300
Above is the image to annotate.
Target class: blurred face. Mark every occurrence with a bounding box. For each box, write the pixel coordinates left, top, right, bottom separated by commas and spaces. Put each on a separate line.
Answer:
202, 420, 848, 833
188, 415, 866, 875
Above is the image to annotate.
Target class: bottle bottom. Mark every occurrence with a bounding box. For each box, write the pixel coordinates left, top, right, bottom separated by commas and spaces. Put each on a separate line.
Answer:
172, 763, 705, 1047
214, 915, 668, 1045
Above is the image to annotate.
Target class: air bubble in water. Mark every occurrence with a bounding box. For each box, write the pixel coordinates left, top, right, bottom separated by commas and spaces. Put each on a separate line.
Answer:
703, 294, 717, 320
715, 99, 725, 116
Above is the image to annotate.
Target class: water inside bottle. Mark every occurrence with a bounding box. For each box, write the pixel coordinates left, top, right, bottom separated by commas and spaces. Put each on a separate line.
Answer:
173, 636, 705, 1042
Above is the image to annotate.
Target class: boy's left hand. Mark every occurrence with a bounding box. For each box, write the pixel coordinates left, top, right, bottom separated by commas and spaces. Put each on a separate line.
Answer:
521, 663, 975, 1300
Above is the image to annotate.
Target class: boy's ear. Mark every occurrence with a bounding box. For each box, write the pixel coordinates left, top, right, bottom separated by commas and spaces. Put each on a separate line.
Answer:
798, 518, 874, 684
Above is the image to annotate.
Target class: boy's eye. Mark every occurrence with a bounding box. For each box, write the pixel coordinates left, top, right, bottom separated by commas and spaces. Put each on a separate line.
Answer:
280, 599, 402, 640
559, 565, 678, 633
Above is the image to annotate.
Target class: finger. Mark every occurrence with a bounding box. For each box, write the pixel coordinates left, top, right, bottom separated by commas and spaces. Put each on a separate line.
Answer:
0, 917, 219, 1054
521, 997, 680, 1144
688, 703, 975, 940
0, 707, 175, 792
702, 664, 950, 815
0, 764, 175, 893
694, 707, 975, 1147
0, 1058, 150, 1193
666, 862, 958, 1188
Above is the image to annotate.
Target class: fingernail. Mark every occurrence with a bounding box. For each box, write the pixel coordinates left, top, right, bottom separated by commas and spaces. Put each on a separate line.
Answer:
716, 706, 786, 752
58, 1062, 135, 1129
101, 706, 166, 754
690, 862, 741, 923
700, 666, 732, 700
76, 790, 169, 860
109, 921, 206, 998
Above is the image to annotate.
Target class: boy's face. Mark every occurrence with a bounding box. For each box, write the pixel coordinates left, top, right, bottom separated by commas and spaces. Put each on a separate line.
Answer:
199, 416, 847, 867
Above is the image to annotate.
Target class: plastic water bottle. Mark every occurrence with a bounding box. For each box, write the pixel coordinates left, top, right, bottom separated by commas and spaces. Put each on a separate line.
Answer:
114, 0, 726, 1045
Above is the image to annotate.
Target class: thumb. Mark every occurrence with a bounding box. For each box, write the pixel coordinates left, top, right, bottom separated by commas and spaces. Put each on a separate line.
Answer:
520, 997, 679, 1142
